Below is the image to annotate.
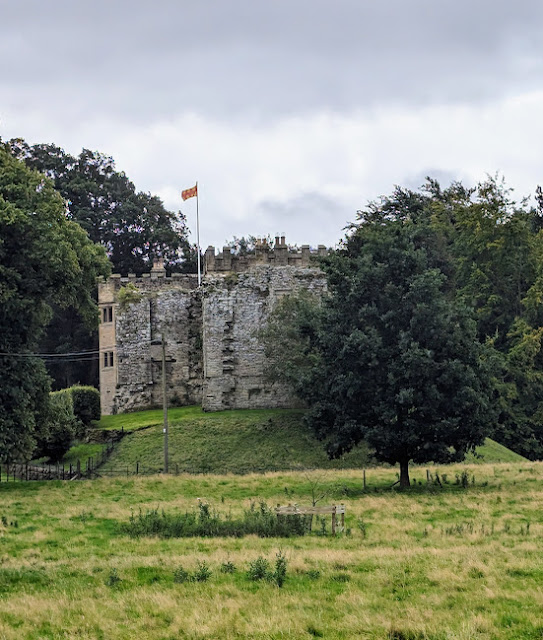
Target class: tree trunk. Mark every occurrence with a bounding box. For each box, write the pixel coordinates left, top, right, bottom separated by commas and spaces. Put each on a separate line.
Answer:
399, 458, 410, 489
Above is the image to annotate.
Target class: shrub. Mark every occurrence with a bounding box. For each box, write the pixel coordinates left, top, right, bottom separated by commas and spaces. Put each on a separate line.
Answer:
273, 550, 288, 587
194, 561, 212, 582
69, 386, 101, 425
121, 501, 309, 539
247, 556, 271, 581
106, 569, 121, 587
173, 566, 190, 584
220, 561, 236, 574
306, 569, 321, 580
35, 390, 78, 462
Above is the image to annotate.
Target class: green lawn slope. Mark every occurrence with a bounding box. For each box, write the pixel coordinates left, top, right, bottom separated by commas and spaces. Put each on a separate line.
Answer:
93, 407, 526, 474
97, 408, 372, 474
466, 437, 527, 464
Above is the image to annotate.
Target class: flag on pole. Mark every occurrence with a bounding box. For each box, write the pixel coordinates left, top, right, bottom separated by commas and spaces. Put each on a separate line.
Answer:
182, 184, 198, 200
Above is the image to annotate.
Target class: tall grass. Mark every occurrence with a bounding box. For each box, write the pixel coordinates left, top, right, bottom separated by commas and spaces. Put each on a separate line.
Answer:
0, 463, 542, 638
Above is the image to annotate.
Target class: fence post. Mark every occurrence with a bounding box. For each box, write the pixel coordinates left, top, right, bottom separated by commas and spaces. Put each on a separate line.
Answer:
136, 461, 139, 475
363, 469, 366, 490
76, 459, 81, 478
332, 506, 337, 536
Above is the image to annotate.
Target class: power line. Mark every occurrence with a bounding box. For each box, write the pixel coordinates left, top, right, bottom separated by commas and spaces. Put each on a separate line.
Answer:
0, 339, 165, 359
0, 346, 118, 358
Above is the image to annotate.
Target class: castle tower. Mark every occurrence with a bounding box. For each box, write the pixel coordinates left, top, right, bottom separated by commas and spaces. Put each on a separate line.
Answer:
98, 240, 327, 414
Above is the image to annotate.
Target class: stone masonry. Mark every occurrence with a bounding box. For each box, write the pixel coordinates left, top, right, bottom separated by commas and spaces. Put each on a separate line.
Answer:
98, 237, 327, 414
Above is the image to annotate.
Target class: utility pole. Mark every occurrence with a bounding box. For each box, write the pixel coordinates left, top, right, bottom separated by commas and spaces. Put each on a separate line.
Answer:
161, 333, 169, 473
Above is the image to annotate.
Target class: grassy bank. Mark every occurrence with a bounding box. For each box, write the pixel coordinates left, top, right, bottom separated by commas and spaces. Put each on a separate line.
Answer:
98, 408, 373, 473
0, 462, 542, 638
92, 407, 525, 474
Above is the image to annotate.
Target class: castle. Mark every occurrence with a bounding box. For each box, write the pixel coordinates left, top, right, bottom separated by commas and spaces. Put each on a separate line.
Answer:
98, 236, 328, 414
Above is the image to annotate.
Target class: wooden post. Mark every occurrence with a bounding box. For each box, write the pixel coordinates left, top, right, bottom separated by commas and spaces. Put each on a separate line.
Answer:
332, 506, 337, 536
136, 461, 139, 475
76, 459, 81, 478
426, 469, 430, 483
363, 469, 367, 490
341, 506, 345, 531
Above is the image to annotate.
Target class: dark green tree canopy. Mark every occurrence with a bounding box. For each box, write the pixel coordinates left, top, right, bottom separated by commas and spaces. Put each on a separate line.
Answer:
0, 144, 110, 461
308, 218, 496, 486
263, 178, 543, 481
5, 138, 198, 390
7, 139, 196, 275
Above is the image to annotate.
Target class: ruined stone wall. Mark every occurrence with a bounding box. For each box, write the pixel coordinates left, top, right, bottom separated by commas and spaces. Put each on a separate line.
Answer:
98, 273, 201, 415
201, 266, 327, 411
98, 242, 328, 415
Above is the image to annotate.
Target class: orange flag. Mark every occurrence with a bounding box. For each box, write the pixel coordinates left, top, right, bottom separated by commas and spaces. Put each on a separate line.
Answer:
182, 184, 198, 200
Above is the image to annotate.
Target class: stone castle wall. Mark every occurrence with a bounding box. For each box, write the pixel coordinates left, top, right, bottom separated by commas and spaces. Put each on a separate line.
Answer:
202, 266, 327, 411
98, 271, 201, 415
98, 242, 327, 414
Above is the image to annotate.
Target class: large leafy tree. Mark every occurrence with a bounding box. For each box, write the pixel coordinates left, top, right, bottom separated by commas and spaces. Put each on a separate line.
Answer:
424, 178, 543, 458
310, 219, 495, 486
7, 139, 195, 274
264, 178, 543, 467
6, 139, 197, 389
0, 144, 110, 461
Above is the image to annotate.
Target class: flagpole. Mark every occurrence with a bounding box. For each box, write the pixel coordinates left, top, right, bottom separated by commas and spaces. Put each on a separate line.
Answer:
196, 181, 201, 286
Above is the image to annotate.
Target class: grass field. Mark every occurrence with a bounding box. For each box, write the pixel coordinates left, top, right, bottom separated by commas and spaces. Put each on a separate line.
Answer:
1, 462, 542, 639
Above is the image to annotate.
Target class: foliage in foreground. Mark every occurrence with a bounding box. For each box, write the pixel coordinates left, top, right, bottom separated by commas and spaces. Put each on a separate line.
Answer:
0, 144, 110, 462
122, 501, 307, 538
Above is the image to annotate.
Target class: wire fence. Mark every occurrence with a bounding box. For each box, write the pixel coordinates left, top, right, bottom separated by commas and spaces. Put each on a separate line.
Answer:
0, 440, 117, 482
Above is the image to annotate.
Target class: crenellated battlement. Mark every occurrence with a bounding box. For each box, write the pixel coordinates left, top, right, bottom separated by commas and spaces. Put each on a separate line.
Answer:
205, 235, 327, 273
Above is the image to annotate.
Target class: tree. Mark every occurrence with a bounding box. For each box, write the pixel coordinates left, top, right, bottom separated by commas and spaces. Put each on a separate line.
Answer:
0, 144, 109, 461
6, 139, 196, 389
7, 139, 194, 274
263, 194, 496, 487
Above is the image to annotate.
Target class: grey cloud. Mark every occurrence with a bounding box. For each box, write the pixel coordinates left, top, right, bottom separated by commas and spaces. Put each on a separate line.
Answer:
2, 0, 543, 123
256, 191, 355, 247
402, 169, 464, 192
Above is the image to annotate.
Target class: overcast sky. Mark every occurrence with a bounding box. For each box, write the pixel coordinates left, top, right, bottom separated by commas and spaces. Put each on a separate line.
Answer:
2, 0, 543, 249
